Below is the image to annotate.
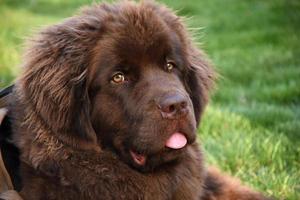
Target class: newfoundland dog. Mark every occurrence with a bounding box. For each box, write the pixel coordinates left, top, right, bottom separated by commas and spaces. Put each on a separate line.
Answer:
2, 1, 271, 200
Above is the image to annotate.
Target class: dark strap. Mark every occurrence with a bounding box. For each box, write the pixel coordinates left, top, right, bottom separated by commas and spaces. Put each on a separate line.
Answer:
0, 85, 14, 108
0, 150, 14, 192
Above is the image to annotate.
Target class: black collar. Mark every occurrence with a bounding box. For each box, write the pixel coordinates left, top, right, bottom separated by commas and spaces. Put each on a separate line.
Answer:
0, 85, 14, 108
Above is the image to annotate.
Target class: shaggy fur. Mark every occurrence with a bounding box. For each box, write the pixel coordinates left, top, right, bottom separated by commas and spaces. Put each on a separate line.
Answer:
6, 1, 271, 200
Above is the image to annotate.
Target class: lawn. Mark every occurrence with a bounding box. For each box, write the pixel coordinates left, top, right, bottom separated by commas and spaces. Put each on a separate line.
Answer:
0, 0, 299, 199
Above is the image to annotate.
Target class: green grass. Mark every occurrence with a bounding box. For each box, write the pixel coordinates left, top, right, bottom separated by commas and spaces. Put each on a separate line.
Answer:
0, 0, 299, 199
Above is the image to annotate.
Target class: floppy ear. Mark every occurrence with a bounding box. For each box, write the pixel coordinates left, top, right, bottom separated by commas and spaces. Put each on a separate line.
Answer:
17, 14, 103, 150
186, 46, 215, 125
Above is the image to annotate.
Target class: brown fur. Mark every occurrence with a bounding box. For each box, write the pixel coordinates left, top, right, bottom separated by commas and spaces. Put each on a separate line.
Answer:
8, 1, 271, 200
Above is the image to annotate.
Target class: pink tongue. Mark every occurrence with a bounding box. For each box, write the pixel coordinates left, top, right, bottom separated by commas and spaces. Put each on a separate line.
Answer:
165, 132, 187, 149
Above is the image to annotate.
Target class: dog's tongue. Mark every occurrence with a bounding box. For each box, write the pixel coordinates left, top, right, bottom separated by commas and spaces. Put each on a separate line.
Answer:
165, 132, 187, 149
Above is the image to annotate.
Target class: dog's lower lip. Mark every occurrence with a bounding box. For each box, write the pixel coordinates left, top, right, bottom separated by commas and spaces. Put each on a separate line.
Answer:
130, 150, 147, 166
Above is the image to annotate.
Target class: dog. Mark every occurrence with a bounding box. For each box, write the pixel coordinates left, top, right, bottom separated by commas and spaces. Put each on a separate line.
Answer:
1, 1, 271, 199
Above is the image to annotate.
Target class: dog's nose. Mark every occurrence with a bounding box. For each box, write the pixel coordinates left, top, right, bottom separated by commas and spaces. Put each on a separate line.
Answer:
158, 94, 188, 119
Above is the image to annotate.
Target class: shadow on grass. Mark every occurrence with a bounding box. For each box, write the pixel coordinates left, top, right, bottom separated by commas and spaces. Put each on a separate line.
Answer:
276, 1, 300, 31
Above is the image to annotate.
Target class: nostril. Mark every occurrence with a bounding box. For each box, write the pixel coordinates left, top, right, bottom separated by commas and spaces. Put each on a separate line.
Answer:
160, 103, 176, 114
169, 104, 176, 113
180, 101, 187, 109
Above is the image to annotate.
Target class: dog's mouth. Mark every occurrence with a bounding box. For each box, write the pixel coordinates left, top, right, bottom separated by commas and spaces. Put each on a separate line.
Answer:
129, 132, 187, 166
130, 150, 147, 166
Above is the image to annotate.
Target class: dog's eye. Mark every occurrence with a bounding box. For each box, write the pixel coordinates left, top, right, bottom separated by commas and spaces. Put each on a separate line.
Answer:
111, 72, 125, 84
166, 62, 176, 72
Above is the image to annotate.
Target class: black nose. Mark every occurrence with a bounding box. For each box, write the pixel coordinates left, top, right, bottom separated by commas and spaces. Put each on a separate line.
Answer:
158, 94, 188, 119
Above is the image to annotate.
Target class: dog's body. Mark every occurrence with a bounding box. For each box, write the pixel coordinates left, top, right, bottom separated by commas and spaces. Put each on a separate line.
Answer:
3, 1, 270, 200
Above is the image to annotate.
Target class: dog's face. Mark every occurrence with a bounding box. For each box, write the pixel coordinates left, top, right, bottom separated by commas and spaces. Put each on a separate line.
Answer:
90, 54, 196, 171
89, 19, 197, 171
20, 1, 214, 172
87, 2, 212, 171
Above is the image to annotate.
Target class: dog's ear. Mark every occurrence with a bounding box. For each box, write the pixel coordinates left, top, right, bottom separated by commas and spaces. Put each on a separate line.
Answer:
186, 46, 215, 125
17, 15, 103, 150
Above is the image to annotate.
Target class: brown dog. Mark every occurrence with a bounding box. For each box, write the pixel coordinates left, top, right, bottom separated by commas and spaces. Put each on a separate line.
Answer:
5, 1, 271, 200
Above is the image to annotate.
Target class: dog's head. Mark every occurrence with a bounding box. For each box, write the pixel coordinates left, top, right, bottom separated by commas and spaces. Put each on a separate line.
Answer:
19, 1, 214, 172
